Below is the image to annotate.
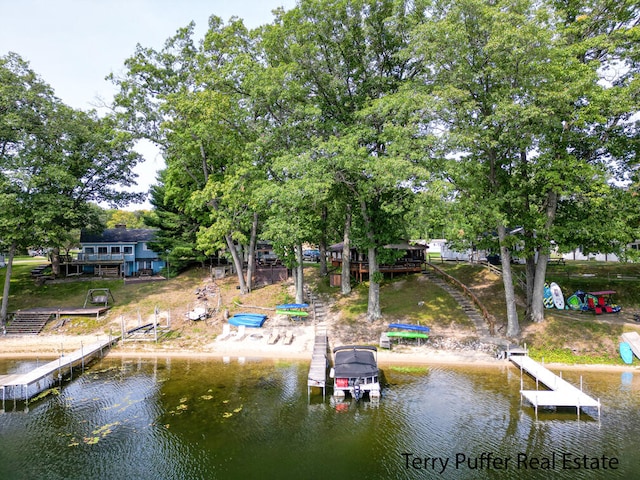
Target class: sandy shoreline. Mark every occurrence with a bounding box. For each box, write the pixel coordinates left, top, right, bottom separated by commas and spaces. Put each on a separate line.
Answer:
1, 331, 637, 373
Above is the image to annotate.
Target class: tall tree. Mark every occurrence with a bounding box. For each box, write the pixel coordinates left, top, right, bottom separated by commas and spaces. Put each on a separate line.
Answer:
262, 0, 429, 320
0, 54, 143, 324
411, 0, 639, 335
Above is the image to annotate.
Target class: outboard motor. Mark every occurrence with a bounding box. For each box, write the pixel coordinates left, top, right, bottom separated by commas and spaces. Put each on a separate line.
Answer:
354, 379, 362, 401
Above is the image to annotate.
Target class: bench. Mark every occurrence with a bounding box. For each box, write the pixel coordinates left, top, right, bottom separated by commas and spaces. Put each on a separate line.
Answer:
548, 258, 565, 266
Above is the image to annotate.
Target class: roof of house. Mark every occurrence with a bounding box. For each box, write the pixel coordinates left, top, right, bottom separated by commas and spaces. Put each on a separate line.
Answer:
80, 228, 157, 244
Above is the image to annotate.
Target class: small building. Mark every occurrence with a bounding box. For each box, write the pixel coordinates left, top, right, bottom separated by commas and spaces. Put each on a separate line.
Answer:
78, 225, 165, 277
328, 241, 426, 283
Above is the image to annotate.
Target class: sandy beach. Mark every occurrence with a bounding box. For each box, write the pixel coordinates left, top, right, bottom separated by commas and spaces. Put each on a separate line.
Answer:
1, 327, 636, 372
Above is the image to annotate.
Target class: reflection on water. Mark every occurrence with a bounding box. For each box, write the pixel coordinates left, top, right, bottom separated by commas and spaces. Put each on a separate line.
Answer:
0, 357, 639, 479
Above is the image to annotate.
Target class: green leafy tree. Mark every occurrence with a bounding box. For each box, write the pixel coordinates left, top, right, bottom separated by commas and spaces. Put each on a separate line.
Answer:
262, 0, 430, 320
411, 0, 639, 335
0, 54, 143, 324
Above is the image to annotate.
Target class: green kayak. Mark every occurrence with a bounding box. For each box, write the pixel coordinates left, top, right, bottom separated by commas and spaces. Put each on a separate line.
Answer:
276, 309, 309, 317
385, 331, 429, 339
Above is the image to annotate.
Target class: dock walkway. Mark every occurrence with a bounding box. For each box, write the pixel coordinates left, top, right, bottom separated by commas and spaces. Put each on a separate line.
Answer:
510, 353, 600, 418
307, 324, 328, 398
1, 336, 119, 404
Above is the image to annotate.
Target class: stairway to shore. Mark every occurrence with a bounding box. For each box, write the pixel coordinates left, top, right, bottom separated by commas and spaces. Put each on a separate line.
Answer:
421, 270, 498, 343
5, 312, 52, 335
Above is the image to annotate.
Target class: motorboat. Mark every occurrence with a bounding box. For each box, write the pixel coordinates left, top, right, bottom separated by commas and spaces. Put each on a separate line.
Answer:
330, 345, 380, 401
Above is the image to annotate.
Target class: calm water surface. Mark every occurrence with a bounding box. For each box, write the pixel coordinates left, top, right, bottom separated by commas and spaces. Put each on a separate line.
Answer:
0, 356, 638, 479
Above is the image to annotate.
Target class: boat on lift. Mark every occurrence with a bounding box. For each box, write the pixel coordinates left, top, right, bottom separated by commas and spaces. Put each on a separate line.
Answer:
330, 345, 380, 401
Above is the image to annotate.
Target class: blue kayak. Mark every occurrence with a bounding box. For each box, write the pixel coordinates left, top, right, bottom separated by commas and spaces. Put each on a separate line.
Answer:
276, 303, 309, 310
388, 323, 430, 333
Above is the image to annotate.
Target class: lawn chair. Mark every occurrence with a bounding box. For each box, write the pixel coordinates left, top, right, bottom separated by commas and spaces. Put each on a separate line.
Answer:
234, 325, 247, 341
597, 296, 613, 313
217, 324, 232, 341
587, 296, 602, 315
268, 329, 281, 345
283, 330, 294, 345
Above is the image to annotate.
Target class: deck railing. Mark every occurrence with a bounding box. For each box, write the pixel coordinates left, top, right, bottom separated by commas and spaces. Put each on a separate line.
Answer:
75, 253, 125, 262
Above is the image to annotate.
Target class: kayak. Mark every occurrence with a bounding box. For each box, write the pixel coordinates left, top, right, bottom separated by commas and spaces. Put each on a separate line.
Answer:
388, 323, 430, 333
385, 331, 429, 339
276, 303, 309, 310
276, 309, 309, 317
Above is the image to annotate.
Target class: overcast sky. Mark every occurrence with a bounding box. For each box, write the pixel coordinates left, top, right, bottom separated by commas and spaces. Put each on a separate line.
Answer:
0, 0, 297, 209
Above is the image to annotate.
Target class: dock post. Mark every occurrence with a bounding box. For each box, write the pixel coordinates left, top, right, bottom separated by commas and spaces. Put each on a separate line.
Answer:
81, 342, 85, 372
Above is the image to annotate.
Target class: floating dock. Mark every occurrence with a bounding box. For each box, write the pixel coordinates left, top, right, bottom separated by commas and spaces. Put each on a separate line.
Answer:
307, 325, 328, 399
0, 336, 119, 405
509, 351, 601, 418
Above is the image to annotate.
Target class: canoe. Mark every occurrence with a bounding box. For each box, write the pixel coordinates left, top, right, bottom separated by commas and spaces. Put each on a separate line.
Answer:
232, 313, 268, 320
276, 303, 309, 310
388, 323, 430, 333
620, 342, 633, 364
276, 309, 309, 317
229, 315, 267, 328
385, 331, 429, 339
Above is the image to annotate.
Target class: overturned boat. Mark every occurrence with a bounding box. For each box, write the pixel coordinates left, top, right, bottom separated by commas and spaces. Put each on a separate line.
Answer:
330, 345, 380, 401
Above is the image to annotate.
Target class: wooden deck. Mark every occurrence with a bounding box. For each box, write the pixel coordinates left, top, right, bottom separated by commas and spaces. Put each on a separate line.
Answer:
10, 306, 110, 321
307, 325, 328, 398
1, 336, 120, 404
510, 353, 601, 418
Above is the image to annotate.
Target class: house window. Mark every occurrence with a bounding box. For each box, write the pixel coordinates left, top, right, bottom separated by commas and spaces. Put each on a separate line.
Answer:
124, 246, 133, 254
85, 247, 95, 254
142, 243, 150, 251
111, 246, 120, 254
98, 247, 108, 254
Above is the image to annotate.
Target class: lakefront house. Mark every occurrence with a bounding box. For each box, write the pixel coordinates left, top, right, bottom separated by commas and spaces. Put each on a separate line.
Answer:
78, 225, 165, 277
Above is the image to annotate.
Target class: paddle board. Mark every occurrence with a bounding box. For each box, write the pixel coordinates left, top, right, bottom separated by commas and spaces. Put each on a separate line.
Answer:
549, 282, 565, 309
620, 342, 633, 364
543, 283, 554, 309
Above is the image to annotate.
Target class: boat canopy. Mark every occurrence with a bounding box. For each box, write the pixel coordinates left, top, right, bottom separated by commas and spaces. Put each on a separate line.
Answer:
333, 346, 378, 378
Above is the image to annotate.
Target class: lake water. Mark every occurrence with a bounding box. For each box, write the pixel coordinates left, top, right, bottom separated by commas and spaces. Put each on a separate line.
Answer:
0, 356, 639, 479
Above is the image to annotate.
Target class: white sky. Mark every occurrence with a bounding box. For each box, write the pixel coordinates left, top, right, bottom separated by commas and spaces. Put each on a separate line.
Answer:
0, 0, 297, 209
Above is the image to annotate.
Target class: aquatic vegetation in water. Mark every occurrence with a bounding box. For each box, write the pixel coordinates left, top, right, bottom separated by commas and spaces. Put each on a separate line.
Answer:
68, 422, 121, 446
388, 366, 429, 374
32, 387, 60, 402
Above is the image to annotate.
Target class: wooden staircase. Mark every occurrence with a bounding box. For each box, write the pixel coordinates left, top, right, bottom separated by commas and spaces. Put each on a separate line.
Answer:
5, 312, 52, 335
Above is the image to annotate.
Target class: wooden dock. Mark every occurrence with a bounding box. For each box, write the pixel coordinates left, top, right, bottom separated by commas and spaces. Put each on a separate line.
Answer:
307, 324, 328, 399
0, 336, 119, 404
510, 353, 601, 418
621, 331, 640, 360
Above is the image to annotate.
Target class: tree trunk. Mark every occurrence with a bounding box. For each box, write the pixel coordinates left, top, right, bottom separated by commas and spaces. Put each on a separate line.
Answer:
225, 234, 247, 294
295, 244, 304, 304
246, 212, 258, 293
524, 256, 536, 321
497, 224, 520, 337
341, 207, 352, 295
50, 246, 60, 277
531, 251, 550, 322
1, 242, 16, 326
319, 206, 328, 276
530, 191, 558, 323
366, 246, 382, 321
